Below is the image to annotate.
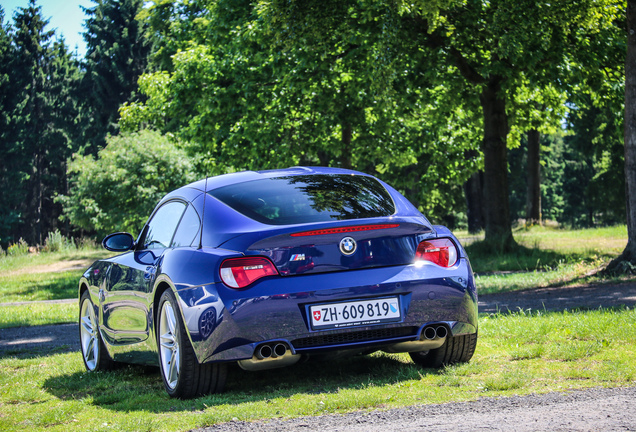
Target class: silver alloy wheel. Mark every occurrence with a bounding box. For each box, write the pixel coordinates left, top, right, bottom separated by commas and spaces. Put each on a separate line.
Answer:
80, 297, 99, 370
159, 300, 180, 390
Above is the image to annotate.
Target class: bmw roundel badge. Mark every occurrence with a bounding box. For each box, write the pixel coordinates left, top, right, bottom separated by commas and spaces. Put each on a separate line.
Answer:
339, 236, 357, 256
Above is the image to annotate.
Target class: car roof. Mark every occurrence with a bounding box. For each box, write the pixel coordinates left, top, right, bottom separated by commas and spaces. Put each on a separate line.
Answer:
182, 166, 371, 193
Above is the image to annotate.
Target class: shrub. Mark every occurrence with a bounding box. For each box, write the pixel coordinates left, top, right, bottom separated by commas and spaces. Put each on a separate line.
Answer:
43, 230, 76, 252
7, 238, 29, 256
76, 237, 98, 250
58, 130, 200, 238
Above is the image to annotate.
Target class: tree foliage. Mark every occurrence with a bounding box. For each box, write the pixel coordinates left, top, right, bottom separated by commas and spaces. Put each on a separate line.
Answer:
59, 130, 199, 238
0, 0, 82, 246
121, 0, 626, 249
121, 0, 481, 221
80, 0, 151, 154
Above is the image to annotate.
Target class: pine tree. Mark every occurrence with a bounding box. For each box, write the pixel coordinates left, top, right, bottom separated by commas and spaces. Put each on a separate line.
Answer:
0, 6, 20, 245
2, 0, 81, 246
81, 0, 150, 154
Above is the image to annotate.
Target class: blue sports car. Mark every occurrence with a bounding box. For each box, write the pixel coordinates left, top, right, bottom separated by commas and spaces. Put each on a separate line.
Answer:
79, 167, 478, 398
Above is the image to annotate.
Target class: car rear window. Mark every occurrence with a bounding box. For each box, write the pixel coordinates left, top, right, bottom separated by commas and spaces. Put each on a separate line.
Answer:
209, 174, 395, 225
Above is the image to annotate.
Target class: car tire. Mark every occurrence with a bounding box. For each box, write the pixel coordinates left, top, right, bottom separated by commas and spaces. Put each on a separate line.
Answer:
409, 332, 478, 368
157, 289, 227, 399
79, 291, 116, 371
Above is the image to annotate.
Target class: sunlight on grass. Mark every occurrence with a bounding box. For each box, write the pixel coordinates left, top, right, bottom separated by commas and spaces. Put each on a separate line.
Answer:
0, 303, 75, 328
457, 225, 634, 293
0, 308, 634, 431
0, 249, 112, 275
456, 224, 627, 254
0, 249, 113, 303
474, 259, 612, 294
0, 271, 82, 302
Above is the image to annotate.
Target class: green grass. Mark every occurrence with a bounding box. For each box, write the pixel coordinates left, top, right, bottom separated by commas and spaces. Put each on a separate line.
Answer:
0, 249, 112, 303
0, 302, 76, 329
463, 225, 626, 273
0, 248, 111, 274
0, 248, 112, 328
0, 307, 634, 431
0, 271, 82, 302
460, 225, 632, 293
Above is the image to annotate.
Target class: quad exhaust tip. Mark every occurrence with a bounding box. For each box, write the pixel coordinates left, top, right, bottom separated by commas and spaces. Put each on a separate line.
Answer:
240, 342, 301, 371
383, 324, 449, 354
423, 325, 447, 340
256, 342, 290, 360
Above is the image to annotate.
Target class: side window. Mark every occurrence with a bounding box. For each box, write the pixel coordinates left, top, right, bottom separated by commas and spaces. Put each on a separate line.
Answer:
171, 204, 201, 247
144, 201, 187, 250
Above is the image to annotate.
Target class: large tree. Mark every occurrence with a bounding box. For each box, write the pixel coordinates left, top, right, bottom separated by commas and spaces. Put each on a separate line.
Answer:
262, 0, 623, 248
2, 0, 82, 246
608, 0, 636, 271
402, 0, 623, 248
81, 0, 150, 154
0, 0, 84, 246
0, 7, 19, 244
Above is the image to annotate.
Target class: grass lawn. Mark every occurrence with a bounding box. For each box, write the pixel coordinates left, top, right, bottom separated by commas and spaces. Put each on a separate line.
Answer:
0, 249, 113, 302
0, 307, 634, 431
0, 302, 76, 329
462, 225, 631, 294
0, 249, 113, 327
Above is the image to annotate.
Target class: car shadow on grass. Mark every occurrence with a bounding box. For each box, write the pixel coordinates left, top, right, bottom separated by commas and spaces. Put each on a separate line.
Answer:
42, 353, 441, 412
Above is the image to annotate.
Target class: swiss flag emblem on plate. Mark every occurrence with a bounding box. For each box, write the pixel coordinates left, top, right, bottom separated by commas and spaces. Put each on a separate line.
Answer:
313, 310, 321, 321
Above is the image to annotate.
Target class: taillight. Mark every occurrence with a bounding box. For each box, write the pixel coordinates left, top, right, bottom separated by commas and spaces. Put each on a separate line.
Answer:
220, 257, 279, 288
415, 238, 458, 267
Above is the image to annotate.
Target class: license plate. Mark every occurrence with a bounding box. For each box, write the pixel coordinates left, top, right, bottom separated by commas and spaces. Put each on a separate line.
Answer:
309, 297, 401, 330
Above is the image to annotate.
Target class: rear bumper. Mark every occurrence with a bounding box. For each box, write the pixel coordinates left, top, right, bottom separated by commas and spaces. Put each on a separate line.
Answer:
177, 258, 478, 364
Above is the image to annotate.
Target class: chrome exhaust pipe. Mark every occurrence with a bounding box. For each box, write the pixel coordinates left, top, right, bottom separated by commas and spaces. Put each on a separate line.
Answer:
239, 342, 301, 371
273, 343, 287, 357
435, 326, 448, 339
424, 326, 437, 340
257, 344, 273, 359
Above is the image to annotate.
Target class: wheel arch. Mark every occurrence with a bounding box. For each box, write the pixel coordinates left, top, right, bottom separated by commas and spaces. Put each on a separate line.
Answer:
78, 278, 90, 300
152, 276, 195, 349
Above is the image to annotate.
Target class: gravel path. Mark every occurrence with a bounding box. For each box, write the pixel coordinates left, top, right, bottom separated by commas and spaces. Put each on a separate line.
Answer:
197, 386, 636, 432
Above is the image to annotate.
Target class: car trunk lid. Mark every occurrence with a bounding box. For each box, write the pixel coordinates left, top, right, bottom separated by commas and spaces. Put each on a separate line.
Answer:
235, 218, 435, 276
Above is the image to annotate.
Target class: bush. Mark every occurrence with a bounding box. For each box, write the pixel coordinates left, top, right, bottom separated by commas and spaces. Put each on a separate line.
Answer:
58, 130, 200, 238
76, 237, 98, 250
7, 239, 29, 256
43, 230, 76, 252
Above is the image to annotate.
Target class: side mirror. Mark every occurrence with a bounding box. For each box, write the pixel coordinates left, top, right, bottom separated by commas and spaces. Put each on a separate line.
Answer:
102, 232, 135, 252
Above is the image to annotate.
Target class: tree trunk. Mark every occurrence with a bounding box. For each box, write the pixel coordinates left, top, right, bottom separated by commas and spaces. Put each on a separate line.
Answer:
526, 129, 542, 224
341, 121, 353, 169
479, 77, 515, 250
607, 0, 636, 272
464, 170, 485, 233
